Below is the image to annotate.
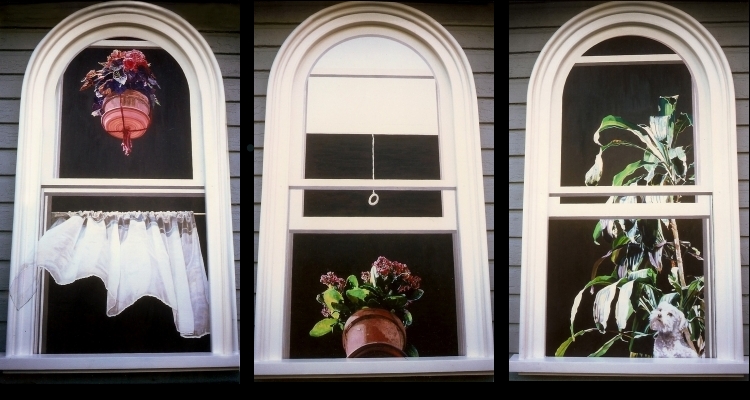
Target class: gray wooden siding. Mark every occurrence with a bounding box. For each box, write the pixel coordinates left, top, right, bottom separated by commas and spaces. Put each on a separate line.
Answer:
0, 2, 240, 352
254, 1, 495, 338
509, 1, 750, 357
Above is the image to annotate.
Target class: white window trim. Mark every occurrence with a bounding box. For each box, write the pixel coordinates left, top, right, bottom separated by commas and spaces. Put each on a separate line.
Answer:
1, 1, 239, 371
255, 2, 493, 377
509, 1, 748, 375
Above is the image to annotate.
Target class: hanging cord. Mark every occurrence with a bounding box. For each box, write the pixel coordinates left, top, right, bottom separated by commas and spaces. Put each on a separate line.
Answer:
368, 133, 379, 206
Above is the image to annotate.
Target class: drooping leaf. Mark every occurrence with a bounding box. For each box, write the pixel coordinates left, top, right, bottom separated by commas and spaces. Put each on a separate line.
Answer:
590, 250, 614, 280
673, 112, 693, 142
660, 292, 680, 306
612, 161, 646, 186
593, 115, 667, 165
309, 318, 338, 337
407, 289, 424, 301
627, 268, 657, 285
589, 333, 623, 357
669, 146, 688, 178
593, 282, 619, 331
555, 328, 599, 357
569, 288, 585, 338
404, 343, 419, 357
402, 309, 413, 327
593, 220, 604, 245
585, 149, 604, 186
615, 280, 635, 330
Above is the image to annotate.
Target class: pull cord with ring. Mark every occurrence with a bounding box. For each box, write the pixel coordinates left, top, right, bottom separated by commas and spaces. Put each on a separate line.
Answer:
368, 133, 379, 206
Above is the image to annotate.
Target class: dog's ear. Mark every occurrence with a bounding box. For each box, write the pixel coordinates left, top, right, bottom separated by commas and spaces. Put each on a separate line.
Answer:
676, 308, 687, 331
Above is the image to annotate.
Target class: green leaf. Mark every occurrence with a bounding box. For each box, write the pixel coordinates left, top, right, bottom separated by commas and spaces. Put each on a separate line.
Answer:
404, 343, 419, 357
360, 284, 384, 297
593, 115, 667, 165
612, 161, 645, 186
383, 295, 407, 309
585, 149, 604, 186
407, 289, 424, 301
615, 280, 635, 330
658, 95, 678, 118
555, 328, 598, 357
402, 309, 413, 327
593, 221, 604, 245
569, 288, 585, 338
347, 275, 358, 289
589, 333, 623, 357
627, 268, 657, 285
674, 112, 692, 141
323, 287, 345, 312
593, 282, 619, 331
346, 288, 369, 304
309, 318, 338, 337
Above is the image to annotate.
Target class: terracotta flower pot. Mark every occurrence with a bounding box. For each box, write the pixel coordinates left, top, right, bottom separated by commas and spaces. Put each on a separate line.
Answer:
100, 89, 151, 139
342, 308, 407, 358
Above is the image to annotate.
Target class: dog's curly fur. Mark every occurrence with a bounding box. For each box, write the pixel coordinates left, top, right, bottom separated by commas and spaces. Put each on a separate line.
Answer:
649, 302, 698, 358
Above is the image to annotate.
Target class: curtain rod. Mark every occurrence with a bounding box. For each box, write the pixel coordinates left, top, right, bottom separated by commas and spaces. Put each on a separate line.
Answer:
51, 212, 206, 216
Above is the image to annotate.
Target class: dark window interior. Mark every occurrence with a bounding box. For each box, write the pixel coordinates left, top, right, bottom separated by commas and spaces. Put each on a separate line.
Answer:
562, 63, 694, 187
289, 234, 459, 358
44, 196, 209, 354
60, 47, 192, 179
583, 36, 676, 56
305, 134, 440, 180
304, 190, 442, 217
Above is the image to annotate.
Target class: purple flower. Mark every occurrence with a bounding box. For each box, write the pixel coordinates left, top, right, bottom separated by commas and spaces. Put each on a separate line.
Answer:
361, 271, 370, 282
320, 271, 345, 291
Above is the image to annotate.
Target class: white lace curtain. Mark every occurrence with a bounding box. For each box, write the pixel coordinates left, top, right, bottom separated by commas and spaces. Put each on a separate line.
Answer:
10, 211, 210, 338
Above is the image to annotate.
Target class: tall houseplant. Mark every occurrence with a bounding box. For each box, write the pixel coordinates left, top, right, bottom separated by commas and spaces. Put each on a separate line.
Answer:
556, 95, 705, 357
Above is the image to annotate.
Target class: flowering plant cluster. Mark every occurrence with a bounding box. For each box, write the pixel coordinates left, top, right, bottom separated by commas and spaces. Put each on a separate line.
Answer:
80, 49, 160, 117
310, 256, 424, 342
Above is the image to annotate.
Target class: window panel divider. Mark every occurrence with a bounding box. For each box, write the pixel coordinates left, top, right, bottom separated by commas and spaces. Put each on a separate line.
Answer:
576, 54, 683, 66
550, 185, 712, 196
549, 200, 711, 219
290, 179, 455, 190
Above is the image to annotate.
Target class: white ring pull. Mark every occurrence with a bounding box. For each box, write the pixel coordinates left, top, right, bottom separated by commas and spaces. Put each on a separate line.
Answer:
368, 192, 379, 206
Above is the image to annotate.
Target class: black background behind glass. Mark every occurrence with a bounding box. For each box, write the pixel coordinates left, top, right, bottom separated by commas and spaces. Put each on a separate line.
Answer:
562, 64, 694, 187
546, 219, 704, 357
289, 234, 458, 358
60, 48, 192, 179
45, 196, 209, 353
305, 134, 440, 179
304, 190, 442, 217
583, 36, 676, 56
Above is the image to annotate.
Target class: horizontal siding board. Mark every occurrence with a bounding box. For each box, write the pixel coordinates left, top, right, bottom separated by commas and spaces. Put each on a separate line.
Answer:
509, 266, 521, 295
254, 232, 258, 263
254, 1, 495, 26
509, 323, 519, 353
509, 53, 538, 79
735, 74, 749, 100
509, 130, 525, 156
738, 100, 749, 125
745, 295, 749, 324
254, 71, 269, 96
742, 209, 749, 237
0, 51, 32, 74
229, 152, 240, 177
484, 176, 494, 203
489, 261, 494, 291
0, 150, 15, 175
0, 295, 6, 322
509, 183, 523, 210
254, 24, 296, 46
224, 78, 240, 102
740, 153, 749, 180
0, 231, 12, 260
446, 26, 495, 49
480, 124, 494, 149
253, 177, 261, 203
255, 149, 263, 176
227, 102, 240, 126
482, 149, 494, 175
0, 29, 46, 50
254, 47, 279, 71
743, 266, 749, 294
0, 124, 17, 149
465, 50, 494, 73
486, 204, 494, 230
509, 104, 526, 129
479, 99, 494, 123
0, 100, 19, 124
228, 127, 240, 152
0, 261, 7, 290
0, 177, 14, 202
254, 96, 265, 122
509, 156, 524, 182
202, 33, 241, 54
232, 205, 240, 232
508, 28, 556, 53
741, 180, 749, 208
216, 54, 240, 78
159, 3, 240, 32
705, 23, 750, 48
509, 238, 521, 265
746, 325, 749, 356
739, 126, 749, 152
254, 123, 265, 148
0, 75, 22, 98
232, 177, 241, 204
509, 79, 528, 104
254, 262, 257, 294
509, 210, 522, 238
234, 232, 240, 261
254, 204, 260, 232
743, 237, 748, 265
474, 74, 494, 98
726, 48, 749, 73
488, 231, 494, 261
509, 294, 520, 324
236, 261, 240, 290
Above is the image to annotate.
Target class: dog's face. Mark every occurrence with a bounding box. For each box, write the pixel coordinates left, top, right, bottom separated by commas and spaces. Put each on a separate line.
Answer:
650, 302, 687, 334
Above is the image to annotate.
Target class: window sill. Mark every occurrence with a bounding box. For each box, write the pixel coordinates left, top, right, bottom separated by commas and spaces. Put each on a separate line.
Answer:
0, 353, 240, 372
509, 355, 749, 376
254, 356, 494, 379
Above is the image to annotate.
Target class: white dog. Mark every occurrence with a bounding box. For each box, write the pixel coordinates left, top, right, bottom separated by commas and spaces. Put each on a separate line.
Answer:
649, 302, 698, 358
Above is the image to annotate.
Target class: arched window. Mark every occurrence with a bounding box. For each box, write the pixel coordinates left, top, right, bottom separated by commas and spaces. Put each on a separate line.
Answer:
255, 2, 493, 376
510, 2, 747, 375
3, 2, 238, 370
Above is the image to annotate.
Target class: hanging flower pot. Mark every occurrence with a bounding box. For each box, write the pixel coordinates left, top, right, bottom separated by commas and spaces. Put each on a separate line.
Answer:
342, 308, 407, 357
80, 49, 160, 156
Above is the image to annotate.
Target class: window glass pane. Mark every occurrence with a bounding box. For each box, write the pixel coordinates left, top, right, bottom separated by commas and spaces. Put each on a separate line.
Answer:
60, 48, 192, 179
43, 196, 208, 354
304, 190, 442, 217
305, 134, 440, 179
546, 219, 706, 358
289, 234, 458, 358
582, 36, 676, 56
562, 64, 694, 188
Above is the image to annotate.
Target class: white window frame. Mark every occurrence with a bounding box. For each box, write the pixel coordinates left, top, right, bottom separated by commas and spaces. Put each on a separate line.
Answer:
509, 1, 748, 375
254, 2, 493, 378
0, 1, 239, 371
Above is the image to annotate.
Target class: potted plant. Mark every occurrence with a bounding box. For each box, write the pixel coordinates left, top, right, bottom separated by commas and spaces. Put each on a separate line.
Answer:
79, 49, 161, 155
556, 95, 705, 357
309, 256, 424, 357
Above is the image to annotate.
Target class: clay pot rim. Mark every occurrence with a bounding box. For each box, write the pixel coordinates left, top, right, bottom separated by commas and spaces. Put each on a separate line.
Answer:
343, 308, 406, 336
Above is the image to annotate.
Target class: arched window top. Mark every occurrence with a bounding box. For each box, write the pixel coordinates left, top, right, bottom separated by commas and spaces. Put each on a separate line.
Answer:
311, 36, 433, 77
